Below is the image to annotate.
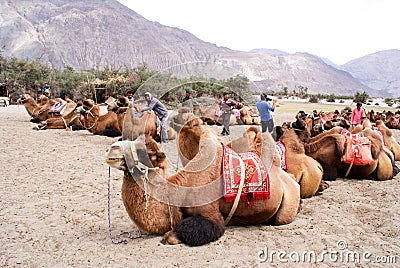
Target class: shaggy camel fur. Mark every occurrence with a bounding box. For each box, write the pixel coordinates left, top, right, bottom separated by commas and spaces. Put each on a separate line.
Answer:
112, 118, 300, 246
106, 135, 183, 234
116, 98, 176, 142
79, 99, 121, 137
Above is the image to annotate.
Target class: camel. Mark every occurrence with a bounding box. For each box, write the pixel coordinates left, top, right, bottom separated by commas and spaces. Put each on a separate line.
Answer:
19, 94, 77, 123
230, 126, 325, 198
18, 94, 50, 122
193, 101, 238, 126
239, 106, 260, 125
106, 135, 183, 235
35, 107, 85, 131
114, 97, 176, 142
106, 117, 300, 246
375, 120, 400, 160
78, 99, 121, 137
301, 126, 396, 181
273, 127, 325, 198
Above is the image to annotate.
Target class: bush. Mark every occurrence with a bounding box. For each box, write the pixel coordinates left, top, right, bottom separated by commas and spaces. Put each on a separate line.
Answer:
309, 95, 318, 103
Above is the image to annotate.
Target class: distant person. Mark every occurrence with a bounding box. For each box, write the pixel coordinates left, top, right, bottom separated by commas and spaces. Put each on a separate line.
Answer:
181, 89, 193, 112
126, 90, 141, 118
351, 102, 366, 126
218, 92, 238, 136
256, 93, 276, 133
41, 83, 51, 98
141, 92, 169, 142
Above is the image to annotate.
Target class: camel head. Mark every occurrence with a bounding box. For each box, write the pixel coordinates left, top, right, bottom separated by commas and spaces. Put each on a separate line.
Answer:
108, 96, 129, 114
106, 135, 167, 176
18, 93, 34, 104
77, 99, 100, 117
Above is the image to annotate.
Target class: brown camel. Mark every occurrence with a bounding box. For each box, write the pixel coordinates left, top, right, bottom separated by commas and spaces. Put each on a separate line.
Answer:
35, 108, 84, 131
230, 126, 325, 198
239, 106, 260, 125
302, 126, 395, 181
115, 98, 176, 142
273, 127, 325, 198
193, 101, 238, 126
19, 94, 77, 123
78, 99, 121, 137
374, 120, 400, 161
18, 94, 51, 122
106, 135, 183, 235
106, 117, 300, 246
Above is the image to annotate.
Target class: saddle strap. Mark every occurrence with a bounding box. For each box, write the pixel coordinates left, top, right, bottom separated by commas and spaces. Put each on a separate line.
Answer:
224, 156, 246, 225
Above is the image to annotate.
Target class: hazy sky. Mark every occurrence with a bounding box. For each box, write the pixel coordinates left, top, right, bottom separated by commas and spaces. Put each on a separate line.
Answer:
117, 0, 399, 65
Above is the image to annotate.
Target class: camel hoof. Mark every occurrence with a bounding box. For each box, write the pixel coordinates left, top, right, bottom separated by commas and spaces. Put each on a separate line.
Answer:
317, 180, 330, 192
160, 230, 181, 245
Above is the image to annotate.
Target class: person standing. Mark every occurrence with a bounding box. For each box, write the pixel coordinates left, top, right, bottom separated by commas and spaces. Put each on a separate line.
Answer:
41, 82, 52, 98
256, 94, 276, 133
181, 89, 193, 112
141, 92, 169, 142
126, 90, 141, 118
350, 102, 366, 126
218, 92, 238, 136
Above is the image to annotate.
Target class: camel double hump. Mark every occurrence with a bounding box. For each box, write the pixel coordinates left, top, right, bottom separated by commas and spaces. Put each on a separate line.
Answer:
106, 117, 300, 246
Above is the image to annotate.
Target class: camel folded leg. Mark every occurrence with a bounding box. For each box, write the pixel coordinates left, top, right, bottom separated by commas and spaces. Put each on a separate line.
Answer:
270, 170, 301, 225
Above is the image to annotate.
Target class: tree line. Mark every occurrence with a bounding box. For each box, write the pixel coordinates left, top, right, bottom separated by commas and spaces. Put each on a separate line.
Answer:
1, 52, 398, 107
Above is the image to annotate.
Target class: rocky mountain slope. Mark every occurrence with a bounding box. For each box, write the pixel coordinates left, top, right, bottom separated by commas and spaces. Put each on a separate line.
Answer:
0, 0, 394, 97
341, 50, 400, 97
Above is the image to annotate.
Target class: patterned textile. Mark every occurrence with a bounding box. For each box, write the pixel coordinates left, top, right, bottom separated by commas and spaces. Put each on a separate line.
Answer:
341, 128, 374, 166
390, 118, 399, 127
48, 101, 67, 114
275, 141, 287, 170
222, 144, 270, 204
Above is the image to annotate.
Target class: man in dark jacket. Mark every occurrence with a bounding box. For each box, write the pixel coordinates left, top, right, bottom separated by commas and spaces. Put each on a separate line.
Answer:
142, 92, 169, 142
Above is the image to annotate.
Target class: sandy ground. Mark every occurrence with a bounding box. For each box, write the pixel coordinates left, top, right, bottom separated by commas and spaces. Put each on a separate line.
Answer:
1, 105, 399, 268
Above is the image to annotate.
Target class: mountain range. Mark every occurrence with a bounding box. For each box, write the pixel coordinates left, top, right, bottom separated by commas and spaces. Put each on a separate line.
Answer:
1, 0, 398, 97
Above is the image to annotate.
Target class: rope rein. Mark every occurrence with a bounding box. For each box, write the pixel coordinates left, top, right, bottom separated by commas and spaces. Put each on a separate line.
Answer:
107, 167, 142, 244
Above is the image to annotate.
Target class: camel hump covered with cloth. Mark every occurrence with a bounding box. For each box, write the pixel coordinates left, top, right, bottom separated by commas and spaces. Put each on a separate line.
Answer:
105, 111, 300, 246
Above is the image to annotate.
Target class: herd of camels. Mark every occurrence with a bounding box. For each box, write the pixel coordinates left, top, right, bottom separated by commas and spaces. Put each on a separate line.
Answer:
19, 93, 400, 246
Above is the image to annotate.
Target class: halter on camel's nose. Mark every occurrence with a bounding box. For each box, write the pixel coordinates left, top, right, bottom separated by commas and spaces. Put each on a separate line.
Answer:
105, 140, 146, 171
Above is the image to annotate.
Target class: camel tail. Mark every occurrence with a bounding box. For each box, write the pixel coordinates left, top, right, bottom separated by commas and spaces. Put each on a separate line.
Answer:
174, 216, 224, 247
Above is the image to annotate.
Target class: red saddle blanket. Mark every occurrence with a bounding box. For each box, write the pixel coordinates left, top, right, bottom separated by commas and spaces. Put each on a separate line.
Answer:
341, 129, 374, 166
222, 144, 270, 203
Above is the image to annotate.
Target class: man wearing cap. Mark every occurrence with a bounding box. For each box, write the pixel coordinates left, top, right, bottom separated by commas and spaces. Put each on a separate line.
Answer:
256, 93, 276, 133
181, 89, 193, 112
142, 92, 169, 142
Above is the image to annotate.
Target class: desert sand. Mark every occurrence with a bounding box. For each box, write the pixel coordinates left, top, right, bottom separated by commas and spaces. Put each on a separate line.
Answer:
1, 105, 398, 268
